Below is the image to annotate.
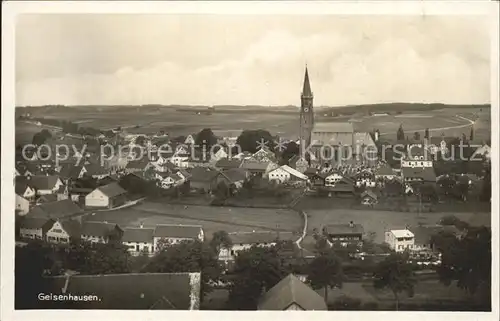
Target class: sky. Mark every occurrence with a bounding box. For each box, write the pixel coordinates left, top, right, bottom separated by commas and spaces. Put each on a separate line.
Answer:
15, 14, 491, 107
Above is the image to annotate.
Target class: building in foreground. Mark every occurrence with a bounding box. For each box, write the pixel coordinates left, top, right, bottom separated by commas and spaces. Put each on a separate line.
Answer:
38, 272, 201, 310
258, 274, 327, 310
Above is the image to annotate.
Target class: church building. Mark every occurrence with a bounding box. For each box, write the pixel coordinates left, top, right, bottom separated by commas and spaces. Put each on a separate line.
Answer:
298, 67, 377, 167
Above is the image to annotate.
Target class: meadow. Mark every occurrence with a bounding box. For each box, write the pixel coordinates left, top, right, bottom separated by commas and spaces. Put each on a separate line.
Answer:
16, 105, 490, 142
85, 202, 303, 239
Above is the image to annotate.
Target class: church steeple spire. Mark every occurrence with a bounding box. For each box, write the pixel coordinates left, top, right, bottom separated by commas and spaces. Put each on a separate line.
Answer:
302, 65, 313, 98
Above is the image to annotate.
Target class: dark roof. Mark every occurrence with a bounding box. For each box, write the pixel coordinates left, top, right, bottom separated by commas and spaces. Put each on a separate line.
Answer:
41, 272, 201, 310
302, 66, 313, 97
402, 167, 436, 182
81, 221, 122, 237
126, 159, 150, 170
59, 164, 83, 179
361, 190, 378, 200
96, 182, 127, 198
190, 167, 220, 182
241, 160, 272, 171
153, 225, 202, 239
15, 177, 33, 195
27, 199, 83, 219
122, 228, 154, 243
258, 274, 327, 310
215, 158, 242, 169
60, 220, 82, 238
19, 217, 55, 230
229, 232, 297, 245
27, 175, 62, 190
324, 223, 364, 235
85, 164, 109, 176
375, 164, 395, 176
38, 194, 58, 203
221, 168, 248, 183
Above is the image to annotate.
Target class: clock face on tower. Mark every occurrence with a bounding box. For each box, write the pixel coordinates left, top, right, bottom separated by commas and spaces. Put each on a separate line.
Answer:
304, 107, 309, 112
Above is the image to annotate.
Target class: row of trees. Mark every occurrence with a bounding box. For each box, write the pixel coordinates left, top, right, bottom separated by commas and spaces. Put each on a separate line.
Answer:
16, 223, 491, 310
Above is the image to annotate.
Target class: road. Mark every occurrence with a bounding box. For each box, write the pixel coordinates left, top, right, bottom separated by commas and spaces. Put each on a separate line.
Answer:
380, 114, 474, 136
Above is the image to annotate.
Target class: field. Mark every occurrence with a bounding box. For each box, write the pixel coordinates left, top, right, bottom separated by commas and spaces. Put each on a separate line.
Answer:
304, 208, 490, 243
16, 105, 490, 142
84, 201, 303, 239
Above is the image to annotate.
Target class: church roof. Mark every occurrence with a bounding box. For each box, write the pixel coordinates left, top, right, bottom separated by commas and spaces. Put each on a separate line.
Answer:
302, 66, 313, 97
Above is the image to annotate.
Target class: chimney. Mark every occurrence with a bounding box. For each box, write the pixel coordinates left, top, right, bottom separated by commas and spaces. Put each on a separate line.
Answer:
349, 221, 354, 228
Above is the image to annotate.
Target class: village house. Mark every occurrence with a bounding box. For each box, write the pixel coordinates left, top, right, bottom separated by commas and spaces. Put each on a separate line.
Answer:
218, 168, 250, 189
288, 155, 309, 173
27, 199, 84, 220
81, 221, 124, 244
15, 179, 36, 202
85, 182, 127, 209
385, 229, 415, 252
258, 274, 327, 311
58, 164, 87, 180
470, 142, 491, 160
375, 164, 397, 180
250, 147, 277, 162
125, 159, 151, 174
361, 190, 378, 206
324, 177, 355, 197
401, 167, 437, 184
240, 160, 278, 177
175, 169, 192, 183
401, 145, 433, 168
19, 217, 55, 240
122, 227, 155, 256
215, 158, 243, 171
210, 146, 229, 163
15, 193, 31, 215
84, 163, 110, 180
153, 224, 204, 252
26, 175, 65, 196
268, 165, 309, 184
46, 219, 82, 244
43, 272, 201, 310
36, 194, 59, 205
213, 129, 242, 146
218, 231, 297, 261
232, 151, 253, 160
324, 170, 343, 187
184, 134, 196, 145
322, 222, 364, 247
189, 168, 222, 193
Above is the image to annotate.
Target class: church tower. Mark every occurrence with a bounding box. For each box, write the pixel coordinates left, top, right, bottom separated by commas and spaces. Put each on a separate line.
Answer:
299, 66, 314, 147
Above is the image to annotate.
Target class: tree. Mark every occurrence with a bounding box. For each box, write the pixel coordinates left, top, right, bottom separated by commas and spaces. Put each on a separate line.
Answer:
236, 129, 276, 153
195, 128, 217, 148
32, 132, 48, 146
373, 252, 417, 311
135, 135, 147, 146
469, 127, 474, 141
209, 231, 233, 254
228, 245, 289, 310
413, 131, 420, 141
480, 165, 491, 202
424, 128, 430, 140
437, 227, 491, 306
397, 124, 405, 141
281, 141, 300, 164
65, 241, 131, 275
144, 240, 221, 301
40, 129, 52, 139
306, 248, 344, 304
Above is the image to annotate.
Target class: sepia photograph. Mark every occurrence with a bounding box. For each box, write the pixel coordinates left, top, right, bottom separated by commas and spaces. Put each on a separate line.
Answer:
1, 1, 498, 319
